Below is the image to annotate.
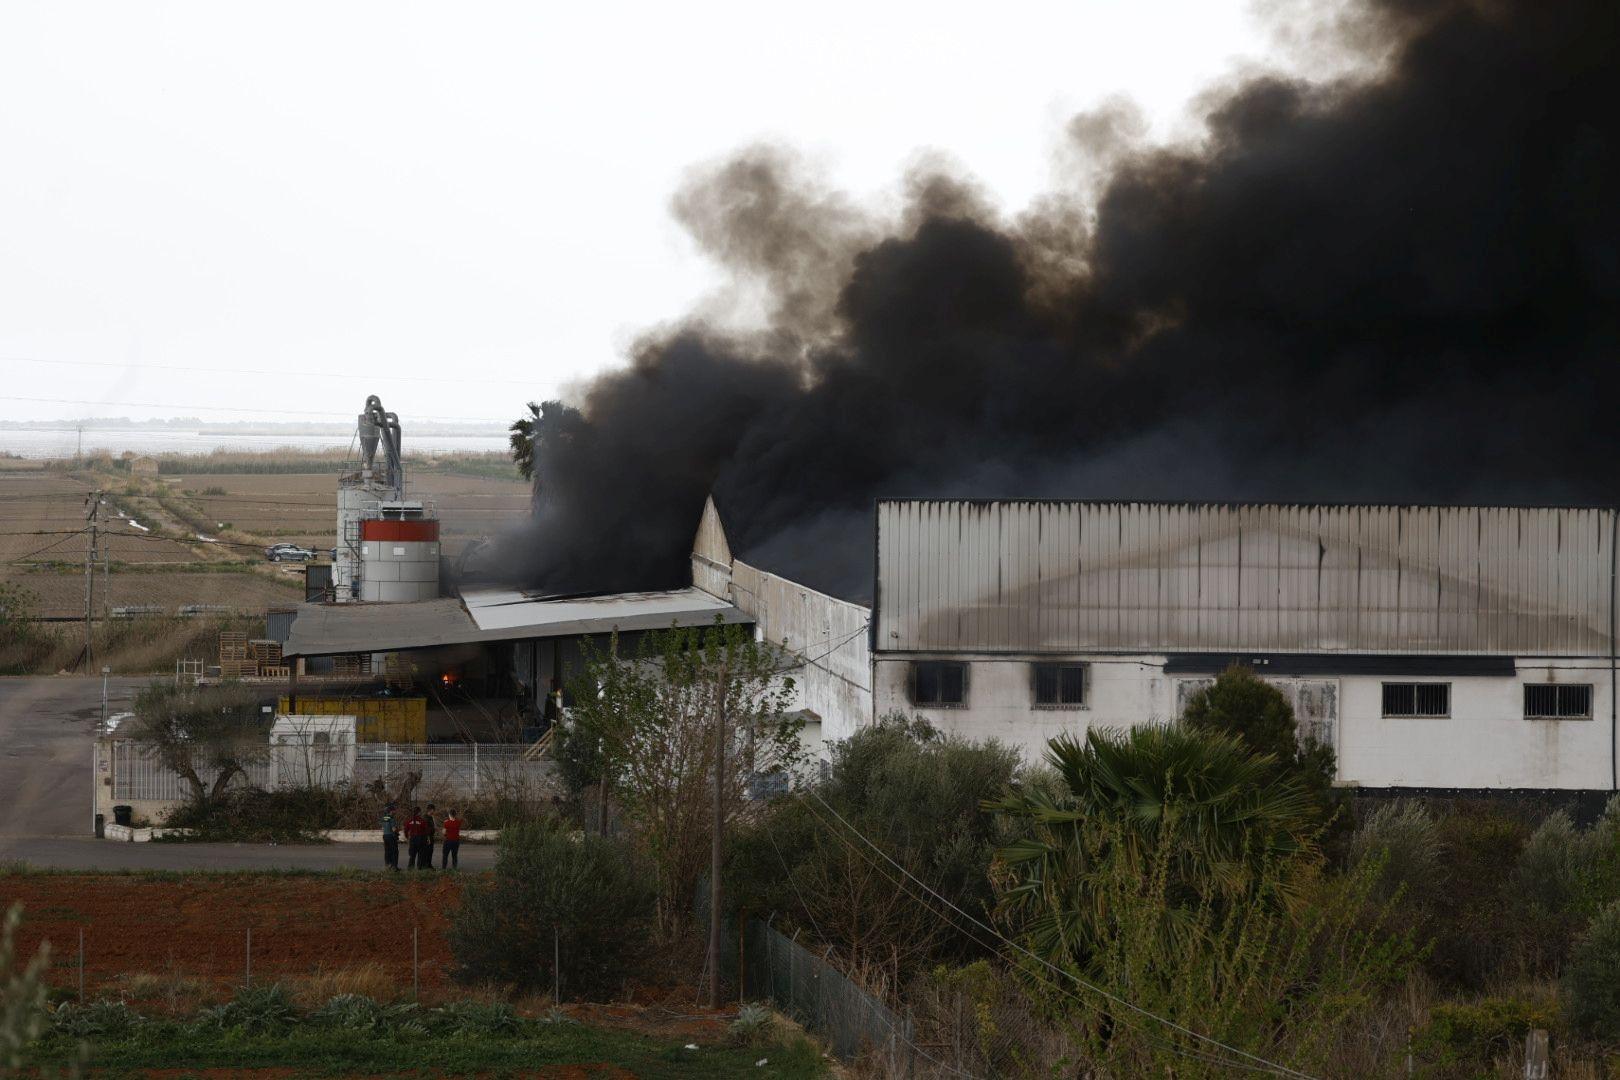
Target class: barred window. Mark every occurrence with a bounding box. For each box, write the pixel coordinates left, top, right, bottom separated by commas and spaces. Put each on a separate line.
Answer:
1033, 663, 1086, 707
1525, 683, 1592, 719
1382, 682, 1450, 718
912, 662, 967, 706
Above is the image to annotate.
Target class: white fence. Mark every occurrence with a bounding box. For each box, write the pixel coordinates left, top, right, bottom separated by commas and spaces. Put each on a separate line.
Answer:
111, 740, 553, 801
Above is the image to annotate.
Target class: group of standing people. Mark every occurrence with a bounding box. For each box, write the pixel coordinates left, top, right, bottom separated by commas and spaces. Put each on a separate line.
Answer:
380, 802, 463, 870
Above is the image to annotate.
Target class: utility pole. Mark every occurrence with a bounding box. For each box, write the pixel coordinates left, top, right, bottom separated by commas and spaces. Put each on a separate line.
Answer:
707, 655, 728, 1009
83, 492, 100, 669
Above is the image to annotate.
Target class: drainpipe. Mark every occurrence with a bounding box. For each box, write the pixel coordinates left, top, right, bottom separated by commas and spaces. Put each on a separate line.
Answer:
1610, 509, 1617, 792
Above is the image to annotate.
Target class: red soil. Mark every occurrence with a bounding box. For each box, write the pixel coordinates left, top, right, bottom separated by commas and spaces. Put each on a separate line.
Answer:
0, 874, 463, 994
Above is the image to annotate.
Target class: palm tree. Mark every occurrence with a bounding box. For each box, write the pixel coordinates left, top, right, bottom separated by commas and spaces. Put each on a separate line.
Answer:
991, 723, 1321, 966
508, 401, 541, 481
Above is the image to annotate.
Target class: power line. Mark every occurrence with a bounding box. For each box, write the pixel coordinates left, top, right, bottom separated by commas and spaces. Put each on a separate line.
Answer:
0, 395, 511, 425
788, 795, 1304, 1078
7, 529, 87, 563
9, 356, 549, 390
799, 789, 1320, 1080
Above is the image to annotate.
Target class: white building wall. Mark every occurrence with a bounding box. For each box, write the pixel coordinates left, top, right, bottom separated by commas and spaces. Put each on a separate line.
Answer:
690, 496, 874, 751
874, 655, 1615, 789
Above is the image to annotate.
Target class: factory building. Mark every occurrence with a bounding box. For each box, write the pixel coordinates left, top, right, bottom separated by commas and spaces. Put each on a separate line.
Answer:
869, 500, 1618, 793
691, 497, 872, 758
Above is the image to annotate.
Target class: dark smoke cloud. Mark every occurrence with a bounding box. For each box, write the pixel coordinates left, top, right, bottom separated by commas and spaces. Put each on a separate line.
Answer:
505, 0, 1619, 602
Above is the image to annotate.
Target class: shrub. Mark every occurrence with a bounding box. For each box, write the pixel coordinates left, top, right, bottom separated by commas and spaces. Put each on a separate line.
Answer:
51, 999, 145, 1039
1412, 997, 1555, 1072
431, 999, 522, 1037
449, 821, 653, 999
1564, 901, 1620, 1040
307, 994, 422, 1034
1349, 799, 1442, 912
162, 785, 365, 843
728, 1002, 776, 1047
728, 715, 1022, 979
190, 983, 298, 1035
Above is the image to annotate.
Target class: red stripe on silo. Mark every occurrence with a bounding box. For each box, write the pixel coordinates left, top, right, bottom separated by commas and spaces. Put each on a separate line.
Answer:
360, 520, 440, 541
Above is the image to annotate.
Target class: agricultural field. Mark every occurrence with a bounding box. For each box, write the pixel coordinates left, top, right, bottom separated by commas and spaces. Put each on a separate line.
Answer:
0, 451, 529, 631
4, 870, 828, 1079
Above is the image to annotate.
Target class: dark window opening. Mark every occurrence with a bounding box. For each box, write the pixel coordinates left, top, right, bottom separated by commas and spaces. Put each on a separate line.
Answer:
1382, 682, 1450, 718
1525, 683, 1592, 719
912, 661, 967, 706
1033, 663, 1086, 707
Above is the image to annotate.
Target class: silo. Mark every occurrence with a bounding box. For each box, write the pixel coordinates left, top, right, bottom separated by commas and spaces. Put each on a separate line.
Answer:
358, 502, 441, 602
334, 482, 382, 601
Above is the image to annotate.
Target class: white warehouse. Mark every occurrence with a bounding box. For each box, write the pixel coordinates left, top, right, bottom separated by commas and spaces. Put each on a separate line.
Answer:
870, 500, 1618, 793
697, 497, 1620, 794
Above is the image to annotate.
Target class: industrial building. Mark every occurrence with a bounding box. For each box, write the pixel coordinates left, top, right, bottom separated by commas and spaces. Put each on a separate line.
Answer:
698, 498, 1620, 796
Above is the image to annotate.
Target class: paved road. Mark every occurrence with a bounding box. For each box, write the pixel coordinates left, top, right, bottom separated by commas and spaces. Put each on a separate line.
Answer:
0, 677, 498, 872
0, 836, 495, 871
0, 676, 146, 839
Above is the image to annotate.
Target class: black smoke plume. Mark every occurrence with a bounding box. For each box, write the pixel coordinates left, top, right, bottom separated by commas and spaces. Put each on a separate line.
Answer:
505, 0, 1619, 602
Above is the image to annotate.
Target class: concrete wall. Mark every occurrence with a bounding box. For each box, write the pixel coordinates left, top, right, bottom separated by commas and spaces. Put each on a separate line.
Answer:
691, 496, 874, 751
874, 654, 1616, 789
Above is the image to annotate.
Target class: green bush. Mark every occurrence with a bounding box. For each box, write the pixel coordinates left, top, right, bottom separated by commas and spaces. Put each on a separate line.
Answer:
1349, 799, 1442, 911
190, 983, 298, 1035
1564, 900, 1620, 1040
727, 715, 1021, 976
162, 786, 364, 842
1413, 997, 1555, 1073
307, 994, 422, 1034
449, 822, 653, 999
431, 999, 522, 1037
51, 999, 144, 1039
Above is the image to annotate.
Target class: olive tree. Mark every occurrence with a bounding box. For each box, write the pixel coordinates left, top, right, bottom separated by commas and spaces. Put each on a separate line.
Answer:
129, 681, 272, 807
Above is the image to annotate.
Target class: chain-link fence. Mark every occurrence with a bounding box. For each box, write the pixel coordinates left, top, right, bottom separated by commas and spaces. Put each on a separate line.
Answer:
732, 917, 917, 1073
110, 740, 553, 801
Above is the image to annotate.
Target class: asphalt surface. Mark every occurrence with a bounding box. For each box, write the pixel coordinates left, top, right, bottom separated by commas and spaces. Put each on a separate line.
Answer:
0, 676, 496, 872
0, 675, 144, 839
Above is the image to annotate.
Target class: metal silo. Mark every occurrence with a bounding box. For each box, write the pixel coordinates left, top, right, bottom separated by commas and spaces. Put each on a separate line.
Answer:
358, 501, 441, 602
333, 395, 439, 602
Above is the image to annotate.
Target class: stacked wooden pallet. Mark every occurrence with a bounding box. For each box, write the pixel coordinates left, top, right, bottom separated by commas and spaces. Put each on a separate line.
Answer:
218, 631, 254, 678
332, 653, 373, 677
247, 639, 283, 676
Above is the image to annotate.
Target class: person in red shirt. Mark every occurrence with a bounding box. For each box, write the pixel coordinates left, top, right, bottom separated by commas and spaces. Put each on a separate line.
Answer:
403, 806, 426, 870
440, 808, 463, 870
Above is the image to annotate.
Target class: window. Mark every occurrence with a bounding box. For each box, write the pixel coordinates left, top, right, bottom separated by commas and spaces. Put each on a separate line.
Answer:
1382, 682, 1450, 717
1033, 663, 1086, 707
912, 661, 967, 706
1525, 683, 1592, 719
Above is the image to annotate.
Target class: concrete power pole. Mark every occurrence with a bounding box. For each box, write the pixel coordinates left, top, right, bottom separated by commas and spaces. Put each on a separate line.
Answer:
83, 492, 100, 669
707, 657, 728, 1010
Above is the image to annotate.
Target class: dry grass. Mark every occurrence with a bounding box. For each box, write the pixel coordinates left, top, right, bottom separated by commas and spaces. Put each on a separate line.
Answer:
288, 961, 404, 1008
109, 968, 213, 1013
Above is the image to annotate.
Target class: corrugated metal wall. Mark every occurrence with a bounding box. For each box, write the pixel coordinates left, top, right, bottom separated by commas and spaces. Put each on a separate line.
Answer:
875, 501, 1616, 656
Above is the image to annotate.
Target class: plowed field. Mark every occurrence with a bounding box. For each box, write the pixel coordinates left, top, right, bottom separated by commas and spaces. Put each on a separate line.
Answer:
1, 874, 462, 994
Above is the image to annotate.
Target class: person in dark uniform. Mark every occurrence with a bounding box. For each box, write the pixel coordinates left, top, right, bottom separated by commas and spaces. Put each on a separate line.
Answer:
404, 805, 425, 869
381, 802, 400, 871
420, 803, 438, 870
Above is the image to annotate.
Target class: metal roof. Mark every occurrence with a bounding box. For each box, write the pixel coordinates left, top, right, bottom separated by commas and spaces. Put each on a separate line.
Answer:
875, 500, 1618, 656
462, 586, 745, 634
283, 587, 746, 658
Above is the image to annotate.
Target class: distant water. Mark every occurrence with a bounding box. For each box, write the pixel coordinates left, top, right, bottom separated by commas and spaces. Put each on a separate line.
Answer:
0, 429, 510, 459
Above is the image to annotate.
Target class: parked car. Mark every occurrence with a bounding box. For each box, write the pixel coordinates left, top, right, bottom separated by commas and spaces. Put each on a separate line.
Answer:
265, 543, 317, 563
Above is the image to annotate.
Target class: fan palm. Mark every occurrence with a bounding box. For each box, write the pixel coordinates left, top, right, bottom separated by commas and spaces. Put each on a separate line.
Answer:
991, 723, 1321, 967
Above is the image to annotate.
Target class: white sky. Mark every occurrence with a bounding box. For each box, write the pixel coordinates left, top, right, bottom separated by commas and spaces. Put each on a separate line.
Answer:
0, 1, 1295, 428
